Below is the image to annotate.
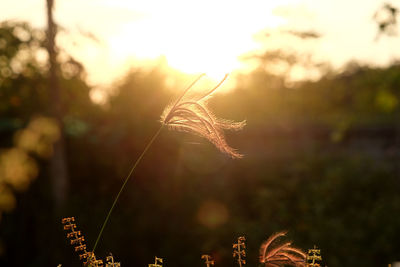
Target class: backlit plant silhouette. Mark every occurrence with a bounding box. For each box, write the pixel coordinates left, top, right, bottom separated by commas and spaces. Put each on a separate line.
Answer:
92, 74, 245, 253
233, 236, 247, 267
62, 217, 121, 266
201, 254, 215, 267
62, 217, 110, 266
161, 73, 246, 158
259, 231, 306, 267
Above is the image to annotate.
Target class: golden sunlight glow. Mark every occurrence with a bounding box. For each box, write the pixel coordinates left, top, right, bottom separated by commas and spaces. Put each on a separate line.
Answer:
4, 0, 397, 87
104, 0, 291, 79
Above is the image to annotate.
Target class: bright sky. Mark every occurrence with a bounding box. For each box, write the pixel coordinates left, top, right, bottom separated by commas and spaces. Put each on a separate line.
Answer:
2, 0, 400, 87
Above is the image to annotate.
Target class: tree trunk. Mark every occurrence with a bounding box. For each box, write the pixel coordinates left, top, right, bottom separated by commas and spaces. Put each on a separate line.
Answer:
46, 0, 69, 213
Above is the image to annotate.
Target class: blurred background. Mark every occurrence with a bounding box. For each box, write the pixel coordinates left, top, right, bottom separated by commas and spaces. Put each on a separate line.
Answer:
1, 0, 400, 266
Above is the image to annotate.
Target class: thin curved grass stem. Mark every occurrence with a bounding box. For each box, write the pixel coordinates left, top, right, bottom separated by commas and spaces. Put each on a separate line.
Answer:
196, 73, 228, 101
92, 125, 164, 254
170, 74, 205, 109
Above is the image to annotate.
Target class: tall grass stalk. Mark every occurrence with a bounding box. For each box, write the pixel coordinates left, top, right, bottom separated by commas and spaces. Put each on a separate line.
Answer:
92, 125, 164, 253
92, 73, 245, 253
92, 74, 205, 253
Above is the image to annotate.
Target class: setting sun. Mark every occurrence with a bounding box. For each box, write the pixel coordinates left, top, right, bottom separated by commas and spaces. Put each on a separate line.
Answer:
105, 0, 288, 79
3, 0, 400, 86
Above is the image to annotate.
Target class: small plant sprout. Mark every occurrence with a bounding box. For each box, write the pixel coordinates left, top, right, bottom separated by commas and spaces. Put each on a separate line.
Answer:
92, 74, 245, 254
148, 256, 163, 267
161, 73, 246, 159
105, 253, 121, 267
62, 217, 120, 266
62, 217, 104, 266
306, 246, 322, 267
233, 236, 246, 267
259, 231, 306, 267
201, 254, 215, 267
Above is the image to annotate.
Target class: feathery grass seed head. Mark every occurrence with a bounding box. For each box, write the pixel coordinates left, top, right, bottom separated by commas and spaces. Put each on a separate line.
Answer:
259, 231, 306, 267
161, 74, 246, 159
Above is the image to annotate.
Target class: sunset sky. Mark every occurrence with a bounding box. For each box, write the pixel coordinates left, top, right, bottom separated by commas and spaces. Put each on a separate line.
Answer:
2, 0, 400, 86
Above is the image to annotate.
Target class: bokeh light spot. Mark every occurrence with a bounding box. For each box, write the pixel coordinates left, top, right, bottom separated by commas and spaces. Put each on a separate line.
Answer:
196, 199, 229, 229
0, 148, 37, 192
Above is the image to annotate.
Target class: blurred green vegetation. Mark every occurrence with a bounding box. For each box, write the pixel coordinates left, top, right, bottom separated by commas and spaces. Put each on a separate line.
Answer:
1, 21, 400, 266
